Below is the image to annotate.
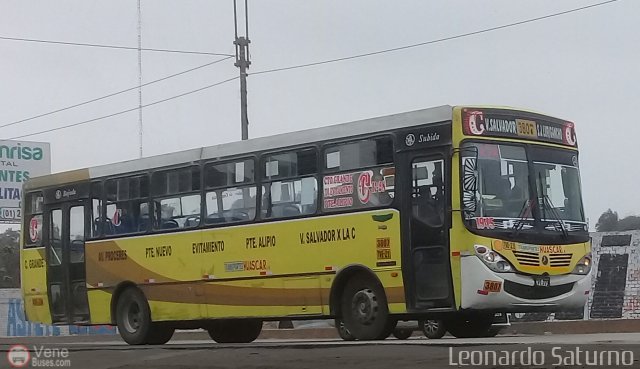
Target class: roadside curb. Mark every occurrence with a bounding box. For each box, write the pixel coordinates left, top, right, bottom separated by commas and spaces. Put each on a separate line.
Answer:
2, 320, 639, 344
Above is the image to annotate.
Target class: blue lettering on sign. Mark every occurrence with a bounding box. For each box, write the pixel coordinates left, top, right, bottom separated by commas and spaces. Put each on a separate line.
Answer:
5, 297, 117, 336
6, 298, 60, 337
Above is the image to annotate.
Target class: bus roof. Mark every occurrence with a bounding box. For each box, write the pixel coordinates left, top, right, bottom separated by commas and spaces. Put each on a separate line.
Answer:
27, 105, 457, 189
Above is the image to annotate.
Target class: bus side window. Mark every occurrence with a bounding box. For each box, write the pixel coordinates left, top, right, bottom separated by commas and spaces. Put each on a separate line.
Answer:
105, 175, 148, 236
151, 166, 201, 230
412, 159, 444, 227
49, 209, 63, 266
261, 148, 317, 219
24, 192, 44, 248
205, 159, 255, 225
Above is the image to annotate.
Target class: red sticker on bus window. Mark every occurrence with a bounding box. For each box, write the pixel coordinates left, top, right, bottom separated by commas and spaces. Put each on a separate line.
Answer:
112, 209, 122, 226
29, 217, 40, 242
476, 217, 495, 230
357, 171, 386, 205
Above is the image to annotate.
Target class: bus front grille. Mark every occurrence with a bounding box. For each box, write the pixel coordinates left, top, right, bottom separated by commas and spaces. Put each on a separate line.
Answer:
513, 251, 539, 266
549, 253, 573, 267
512, 251, 573, 267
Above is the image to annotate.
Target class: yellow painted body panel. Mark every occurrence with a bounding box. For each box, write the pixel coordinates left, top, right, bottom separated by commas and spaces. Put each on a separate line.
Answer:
86, 289, 113, 324
84, 209, 404, 323
20, 248, 51, 324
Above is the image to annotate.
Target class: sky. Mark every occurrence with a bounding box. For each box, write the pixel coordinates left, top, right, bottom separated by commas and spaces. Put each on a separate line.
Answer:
0, 0, 638, 230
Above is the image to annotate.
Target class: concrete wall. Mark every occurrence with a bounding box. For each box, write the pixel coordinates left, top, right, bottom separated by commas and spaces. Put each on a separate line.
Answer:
589, 231, 640, 320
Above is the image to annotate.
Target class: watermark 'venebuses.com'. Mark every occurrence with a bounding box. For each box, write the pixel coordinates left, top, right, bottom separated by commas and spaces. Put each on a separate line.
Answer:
449, 346, 635, 367
7, 345, 71, 368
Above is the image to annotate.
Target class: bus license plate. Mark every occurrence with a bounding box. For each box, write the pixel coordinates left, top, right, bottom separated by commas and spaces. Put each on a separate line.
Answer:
534, 277, 550, 287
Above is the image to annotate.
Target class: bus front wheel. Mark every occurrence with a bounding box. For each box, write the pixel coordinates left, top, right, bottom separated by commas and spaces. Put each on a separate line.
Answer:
445, 313, 493, 338
420, 319, 446, 339
340, 275, 391, 340
115, 287, 152, 345
392, 328, 413, 340
207, 319, 263, 343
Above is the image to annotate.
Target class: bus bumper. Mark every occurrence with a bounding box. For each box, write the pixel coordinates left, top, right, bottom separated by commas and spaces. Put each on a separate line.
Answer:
460, 256, 590, 312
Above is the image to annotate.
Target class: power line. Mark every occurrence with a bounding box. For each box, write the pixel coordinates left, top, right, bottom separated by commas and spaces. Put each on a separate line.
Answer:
0, 35, 233, 57
8, 76, 239, 140
5, 0, 619, 139
252, 0, 619, 76
0, 56, 233, 129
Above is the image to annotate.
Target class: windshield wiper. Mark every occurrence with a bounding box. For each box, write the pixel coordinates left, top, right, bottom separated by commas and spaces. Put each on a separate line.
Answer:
536, 171, 569, 240
510, 199, 534, 238
540, 194, 569, 240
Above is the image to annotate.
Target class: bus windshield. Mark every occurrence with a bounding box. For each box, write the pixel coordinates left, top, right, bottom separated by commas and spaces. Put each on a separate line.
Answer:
531, 147, 585, 224
462, 142, 586, 236
466, 143, 531, 220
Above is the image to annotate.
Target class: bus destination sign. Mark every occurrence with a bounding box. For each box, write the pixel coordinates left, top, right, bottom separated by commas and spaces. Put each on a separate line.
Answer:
462, 109, 577, 147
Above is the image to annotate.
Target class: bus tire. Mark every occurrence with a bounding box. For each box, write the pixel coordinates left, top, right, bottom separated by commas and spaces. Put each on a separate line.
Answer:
420, 319, 446, 339
335, 319, 356, 341
115, 287, 152, 345
207, 319, 262, 343
376, 319, 397, 340
147, 324, 175, 345
392, 328, 413, 340
445, 313, 493, 338
340, 275, 390, 341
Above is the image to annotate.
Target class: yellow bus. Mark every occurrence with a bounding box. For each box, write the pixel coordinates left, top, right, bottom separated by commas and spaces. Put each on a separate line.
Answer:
20, 105, 591, 344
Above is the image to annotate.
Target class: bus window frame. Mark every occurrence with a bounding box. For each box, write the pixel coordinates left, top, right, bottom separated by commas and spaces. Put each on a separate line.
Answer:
322, 135, 395, 174
259, 146, 320, 220
150, 165, 202, 231
88, 181, 104, 240
23, 191, 45, 248
202, 155, 258, 228
101, 172, 150, 239
320, 134, 398, 214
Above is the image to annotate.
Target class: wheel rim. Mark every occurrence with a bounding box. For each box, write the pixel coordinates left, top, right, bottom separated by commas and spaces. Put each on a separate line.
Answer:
124, 301, 142, 333
424, 320, 439, 335
338, 321, 351, 337
351, 289, 378, 325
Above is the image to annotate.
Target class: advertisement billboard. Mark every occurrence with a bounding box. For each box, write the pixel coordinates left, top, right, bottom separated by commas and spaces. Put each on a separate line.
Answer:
0, 140, 51, 223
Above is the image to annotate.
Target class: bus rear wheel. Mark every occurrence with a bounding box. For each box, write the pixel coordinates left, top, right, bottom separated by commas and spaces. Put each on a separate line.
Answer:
207, 319, 263, 343
115, 287, 152, 345
147, 324, 175, 345
340, 275, 391, 341
335, 319, 356, 341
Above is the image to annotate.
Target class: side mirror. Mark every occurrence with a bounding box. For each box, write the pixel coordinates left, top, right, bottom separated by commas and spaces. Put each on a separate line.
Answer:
462, 157, 478, 214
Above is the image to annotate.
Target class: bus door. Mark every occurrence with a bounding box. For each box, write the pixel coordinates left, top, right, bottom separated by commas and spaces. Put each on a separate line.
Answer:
46, 201, 90, 324
399, 150, 454, 310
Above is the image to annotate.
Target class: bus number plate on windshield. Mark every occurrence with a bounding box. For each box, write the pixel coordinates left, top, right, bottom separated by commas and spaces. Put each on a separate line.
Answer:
516, 119, 537, 138
534, 277, 550, 287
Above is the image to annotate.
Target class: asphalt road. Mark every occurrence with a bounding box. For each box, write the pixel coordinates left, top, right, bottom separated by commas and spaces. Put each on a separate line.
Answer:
1, 333, 639, 369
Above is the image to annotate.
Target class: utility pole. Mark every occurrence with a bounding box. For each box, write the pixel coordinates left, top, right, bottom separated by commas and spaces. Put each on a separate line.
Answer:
137, 0, 144, 157
233, 0, 250, 140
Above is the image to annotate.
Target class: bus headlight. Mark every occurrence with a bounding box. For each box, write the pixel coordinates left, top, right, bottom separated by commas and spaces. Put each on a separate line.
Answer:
474, 245, 513, 273
572, 253, 592, 275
